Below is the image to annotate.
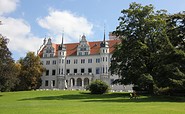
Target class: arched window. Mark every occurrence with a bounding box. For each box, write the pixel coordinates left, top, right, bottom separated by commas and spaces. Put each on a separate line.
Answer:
70, 78, 75, 87
84, 78, 89, 86
77, 78, 82, 86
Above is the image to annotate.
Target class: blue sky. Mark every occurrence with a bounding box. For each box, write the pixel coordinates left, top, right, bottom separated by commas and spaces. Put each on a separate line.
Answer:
0, 0, 185, 60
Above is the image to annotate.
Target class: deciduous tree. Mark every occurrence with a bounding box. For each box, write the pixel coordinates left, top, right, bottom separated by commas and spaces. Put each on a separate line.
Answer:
110, 2, 185, 95
16, 52, 44, 90
0, 34, 19, 92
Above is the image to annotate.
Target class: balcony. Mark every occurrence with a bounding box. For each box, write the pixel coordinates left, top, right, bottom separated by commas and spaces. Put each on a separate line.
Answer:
66, 73, 93, 76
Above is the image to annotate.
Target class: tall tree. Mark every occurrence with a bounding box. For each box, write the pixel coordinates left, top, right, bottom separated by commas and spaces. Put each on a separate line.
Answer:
0, 34, 19, 92
110, 2, 185, 94
166, 12, 185, 51
16, 52, 44, 90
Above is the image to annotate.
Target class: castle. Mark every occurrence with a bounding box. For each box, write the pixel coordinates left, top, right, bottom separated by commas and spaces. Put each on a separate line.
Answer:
37, 32, 132, 91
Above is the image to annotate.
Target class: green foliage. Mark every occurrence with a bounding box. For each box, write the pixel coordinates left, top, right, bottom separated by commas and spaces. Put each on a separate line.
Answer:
110, 2, 185, 95
89, 80, 109, 94
15, 52, 44, 91
166, 12, 185, 51
0, 35, 19, 92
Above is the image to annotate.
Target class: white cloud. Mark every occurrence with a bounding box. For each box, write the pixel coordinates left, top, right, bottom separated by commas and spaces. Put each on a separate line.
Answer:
0, 0, 19, 15
37, 9, 93, 43
0, 0, 43, 60
0, 17, 43, 58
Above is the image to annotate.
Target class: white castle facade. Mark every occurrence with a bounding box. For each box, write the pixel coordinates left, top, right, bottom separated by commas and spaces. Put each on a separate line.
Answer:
38, 33, 132, 91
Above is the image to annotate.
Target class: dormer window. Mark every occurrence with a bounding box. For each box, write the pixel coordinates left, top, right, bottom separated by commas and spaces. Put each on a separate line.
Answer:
79, 52, 82, 56
77, 35, 90, 56
43, 38, 55, 57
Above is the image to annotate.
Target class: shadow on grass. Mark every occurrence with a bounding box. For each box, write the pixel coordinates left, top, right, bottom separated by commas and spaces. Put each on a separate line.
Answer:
19, 92, 185, 103
0, 95, 3, 97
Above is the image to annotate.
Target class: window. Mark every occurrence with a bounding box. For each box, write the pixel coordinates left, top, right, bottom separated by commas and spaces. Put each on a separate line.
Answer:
74, 59, 78, 64
106, 57, 107, 62
59, 59, 61, 63
79, 52, 82, 56
74, 69, 77, 73
80, 47, 86, 51
96, 58, 100, 63
66, 69, 70, 74
103, 57, 104, 62
81, 68, 85, 73
46, 70, 49, 76
102, 67, 105, 73
62, 59, 64, 64
85, 52, 88, 55
61, 68, 63, 75
67, 60, 70, 64
58, 68, 60, 74
45, 80, 48, 86
81, 59, 85, 64
88, 59, 92, 63
50, 54, 53, 57
46, 61, 50, 65
52, 80, 55, 87
88, 68, 92, 73
52, 69, 56, 75
96, 67, 100, 74
52, 60, 56, 65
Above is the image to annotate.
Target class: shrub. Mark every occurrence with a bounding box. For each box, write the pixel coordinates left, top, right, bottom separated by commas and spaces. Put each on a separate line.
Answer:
89, 80, 109, 94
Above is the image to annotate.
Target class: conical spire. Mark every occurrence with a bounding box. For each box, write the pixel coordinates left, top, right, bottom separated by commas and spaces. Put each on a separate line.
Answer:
100, 24, 106, 47
43, 37, 46, 45
103, 24, 106, 44
61, 32, 64, 45
58, 32, 66, 50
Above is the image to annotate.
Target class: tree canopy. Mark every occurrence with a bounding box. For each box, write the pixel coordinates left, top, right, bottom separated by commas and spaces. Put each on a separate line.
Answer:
0, 34, 19, 92
15, 52, 44, 91
110, 2, 185, 95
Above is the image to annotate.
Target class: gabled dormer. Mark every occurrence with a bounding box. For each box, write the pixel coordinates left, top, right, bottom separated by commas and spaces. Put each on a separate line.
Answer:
37, 38, 47, 55
43, 38, 55, 57
77, 35, 90, 56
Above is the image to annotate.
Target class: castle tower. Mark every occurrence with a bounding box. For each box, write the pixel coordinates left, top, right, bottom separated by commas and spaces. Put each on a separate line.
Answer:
57, 34, 67, 89
100, 28, 110, 85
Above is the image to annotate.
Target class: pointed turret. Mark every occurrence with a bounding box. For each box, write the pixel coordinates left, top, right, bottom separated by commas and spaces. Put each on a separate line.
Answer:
47, 38, 52, 45
103, 25, 106, 44
43, 38, 46, 45
58, 33, 66, 50
100, 25, 108, 47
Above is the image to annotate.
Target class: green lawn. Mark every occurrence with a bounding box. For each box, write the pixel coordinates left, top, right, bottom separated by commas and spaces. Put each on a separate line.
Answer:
0, 90, 184, 114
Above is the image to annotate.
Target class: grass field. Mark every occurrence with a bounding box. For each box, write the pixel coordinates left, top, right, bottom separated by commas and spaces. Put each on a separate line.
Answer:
0, 90, 185, 114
